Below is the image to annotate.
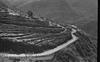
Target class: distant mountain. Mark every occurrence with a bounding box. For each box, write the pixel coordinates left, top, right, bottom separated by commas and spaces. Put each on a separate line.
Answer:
80, 21, 97, 38
67, 0, 97, 16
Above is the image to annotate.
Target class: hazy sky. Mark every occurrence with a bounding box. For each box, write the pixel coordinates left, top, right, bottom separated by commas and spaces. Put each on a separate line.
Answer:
2, 0, 41, 7
7, 0, 40, 2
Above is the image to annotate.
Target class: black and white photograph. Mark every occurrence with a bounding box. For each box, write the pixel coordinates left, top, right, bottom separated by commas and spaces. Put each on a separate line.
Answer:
0, 0, 97, 62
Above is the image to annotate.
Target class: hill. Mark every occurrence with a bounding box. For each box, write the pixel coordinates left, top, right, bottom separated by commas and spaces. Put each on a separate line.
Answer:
0, 0, 97, 38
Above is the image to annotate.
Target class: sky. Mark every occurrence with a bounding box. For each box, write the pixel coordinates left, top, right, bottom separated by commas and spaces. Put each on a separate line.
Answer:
1, 0, 41, 7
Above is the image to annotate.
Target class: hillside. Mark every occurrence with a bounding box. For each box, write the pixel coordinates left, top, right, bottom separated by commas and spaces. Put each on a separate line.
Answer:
0, 0, 98, 38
